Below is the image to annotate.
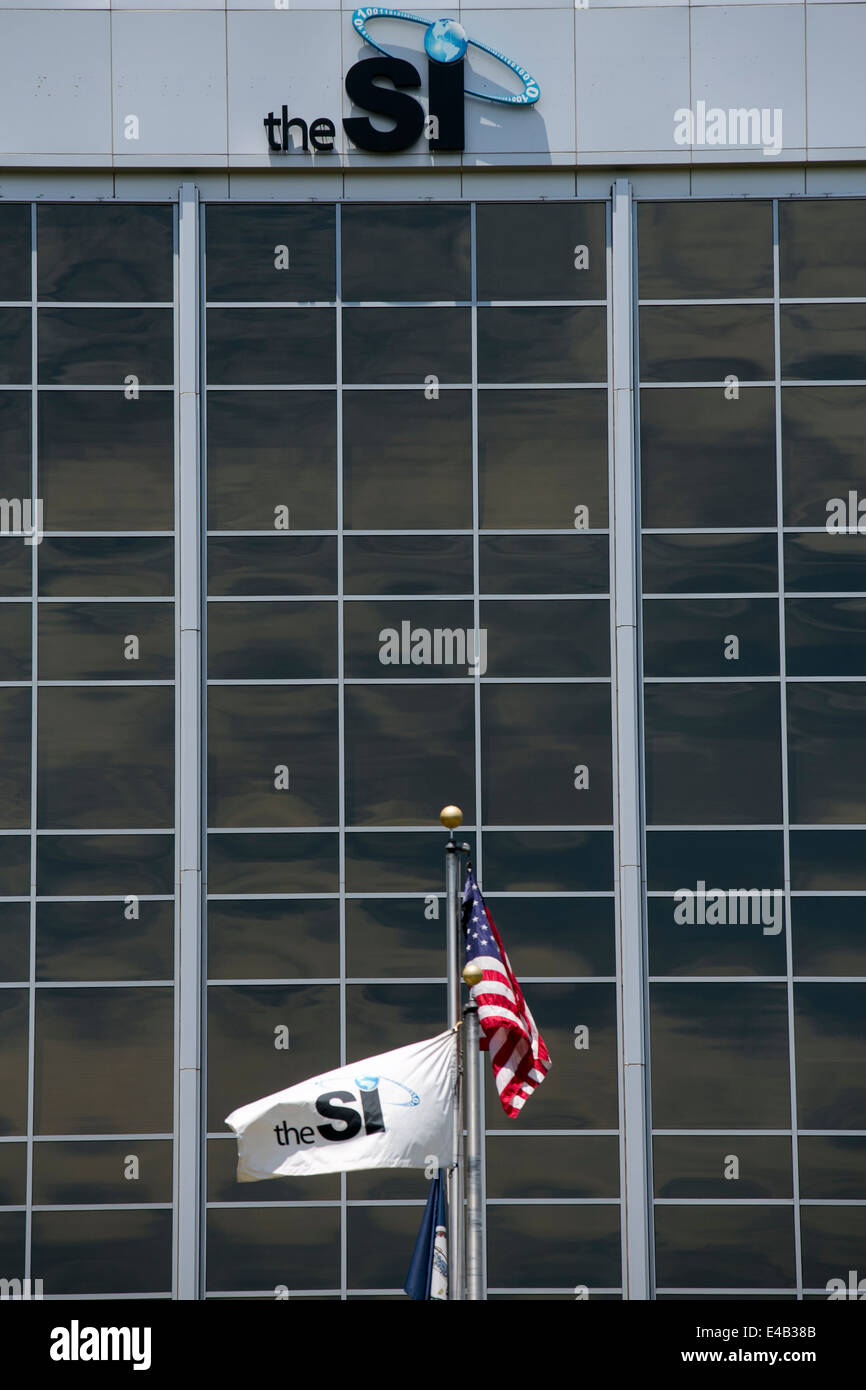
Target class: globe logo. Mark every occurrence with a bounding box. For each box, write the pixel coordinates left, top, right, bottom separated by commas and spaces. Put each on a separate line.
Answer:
351, 7, 541, 106
424, 18, 469, 66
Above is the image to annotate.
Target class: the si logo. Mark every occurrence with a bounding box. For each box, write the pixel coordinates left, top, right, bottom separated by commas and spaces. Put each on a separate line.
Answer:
272, 1084, 385, 1148
344, 9, 541, 154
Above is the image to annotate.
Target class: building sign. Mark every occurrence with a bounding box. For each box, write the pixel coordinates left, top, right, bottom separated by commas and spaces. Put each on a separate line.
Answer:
263, 8, 541, 156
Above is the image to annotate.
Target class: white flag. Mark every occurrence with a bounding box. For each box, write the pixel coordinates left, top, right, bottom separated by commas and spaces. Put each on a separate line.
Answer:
225, 1028, 457, 1181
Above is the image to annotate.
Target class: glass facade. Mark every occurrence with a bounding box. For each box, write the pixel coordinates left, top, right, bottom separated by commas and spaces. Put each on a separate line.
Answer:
0, 194, 863, 1298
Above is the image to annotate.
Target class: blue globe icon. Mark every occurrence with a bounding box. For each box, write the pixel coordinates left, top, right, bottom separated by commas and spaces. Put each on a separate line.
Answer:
424, 17, 468, 65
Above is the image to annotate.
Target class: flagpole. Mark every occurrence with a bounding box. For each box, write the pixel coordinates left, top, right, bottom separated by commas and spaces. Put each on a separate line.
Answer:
461, 966, 484, 1301
441, 804, 466, 1301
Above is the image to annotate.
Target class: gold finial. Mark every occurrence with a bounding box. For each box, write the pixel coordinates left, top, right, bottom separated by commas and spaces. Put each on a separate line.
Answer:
440, 805, 463, 831
462, 961, 483, 988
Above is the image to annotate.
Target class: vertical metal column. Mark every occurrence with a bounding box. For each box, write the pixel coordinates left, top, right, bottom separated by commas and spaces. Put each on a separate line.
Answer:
174, 182, 202, 1300
610, 178, 651, 1299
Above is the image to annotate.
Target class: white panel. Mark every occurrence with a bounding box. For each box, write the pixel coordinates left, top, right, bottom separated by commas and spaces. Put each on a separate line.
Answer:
228, 10, 344, 157
112, 11, 228, 156
576, 8, 690, 156
227, 169, 344, 197
462, 8, 576, 155
806, 4, 866, 151
0, 12, 111, 155
689, 164, 806, 194
461, 167, 577, 197
690, 6, 806, 157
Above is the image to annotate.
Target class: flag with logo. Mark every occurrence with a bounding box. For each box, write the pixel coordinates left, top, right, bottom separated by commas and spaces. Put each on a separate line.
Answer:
225, 1029, 457, 1181
404, 1170, 448, 1301
462, 869, 551, 1117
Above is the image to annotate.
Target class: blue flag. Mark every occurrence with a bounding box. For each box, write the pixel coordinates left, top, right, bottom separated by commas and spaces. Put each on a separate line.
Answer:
405, 1171, 448, 1300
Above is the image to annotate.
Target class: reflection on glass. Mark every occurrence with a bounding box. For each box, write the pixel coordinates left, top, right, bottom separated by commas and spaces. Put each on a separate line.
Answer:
779, 199, 866, 299
36, 901, 173, 982
644, 683, 782, 825
207, 686, 339, 828
0, 903, 29, 983
39, 391, 174, 530
648, 896, 787, 978
477, 306, 606, 383
207, 390, 336, 532
342, 307, 471, 383
345, 898, 446, 979
484, 983, 618, 1130
638, 201, 773, 300
0, 205, 31, 301
207, 899, 339, 981
205, 205, 335, 302
343, 390, 471, 530
654, 1207, 795, 1289
206, 600, 337, 679
341, 204, 470, 302
782, 387, 866, 527
344, 535, 473, 596
482, 682, 612, 825
32, 1210, 173, 1295
207, 535, 337, 597
650, 983, 790, 1128
487, 1134, 620, 1199
781, 305, 866, 380
0, 309, 31, 385
344, 684, 475, 826
479, 389, 608, 530
37, 205, 173, 302
38, 601, 173, 680
34, 987, 173, 1134
787, 683, 866, 824
798, 1136, 866, 1200
645, 830, 784, 892
785, 599, 866, 676
206, 1207, 340, 1292
207, 832, 338, 896
346, 983, 443, 1059
206, 983, 339, 1131
476, 202, 606, 301
791, 897, 866, 977
481, 534, 610, 596
0, 605, 30, 680
653, 1135, 793, 1199
794, 983, 866, 1129
38, 537, 174, 598
32, 1140, 173, 1205
487, 1205, 621, 1289
784, 533, 866, 594
0, 689, 30, 829
640, 306, 774, 382
642, 533, 778, 595
640, 388, 776, 528
643, 598, 779, 677
0, 989, 28, 1134
38, 688, 174, 829
38, 308, 173, 386
36, 833, 174, 897
206, 309, 334, 385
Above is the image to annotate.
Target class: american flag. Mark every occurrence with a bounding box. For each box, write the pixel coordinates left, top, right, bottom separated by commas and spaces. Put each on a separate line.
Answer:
462, 869, 551, 1117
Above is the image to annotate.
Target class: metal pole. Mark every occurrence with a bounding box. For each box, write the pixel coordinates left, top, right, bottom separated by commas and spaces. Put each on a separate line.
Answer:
462, 994, 484, 1300
441, 805, 465, 1301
